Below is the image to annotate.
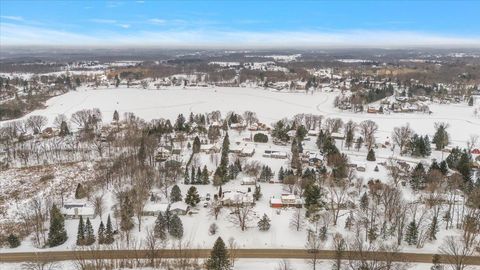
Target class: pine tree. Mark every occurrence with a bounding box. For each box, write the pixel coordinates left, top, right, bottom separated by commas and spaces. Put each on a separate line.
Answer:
75, 183, 86, 199
202, 165, 210, 184
360, 192, 369, 211
47, 204, 68, 247
154, 212, 167, 240
291, 137, 300, 169
193, 136, 201, 153
104, 215, 114, 244
410, 163, 426, 190
196, 167, 202, 184
206, 237, 231, 270
98, 221, 105, 244
184, 167, 190, 184
185, 186, 200, 206
169, 214, 184, 238
170, 185, 182, 202
85, 218, 95, 245
345, 126, 354, 149
113, 110, 119, 122
59, 121, 70, 136
405, 220, 418, 245
76, 216, 85, 245
432, 123, 449, 150
257, 214, 271, 231
366, 149, 376, 161
253, 185, 262, 201
439, 160, 448, 175
191, 167, 196, 184
278, 166, 285, 182
7, 234, 21, 248
428, 216, 439, 240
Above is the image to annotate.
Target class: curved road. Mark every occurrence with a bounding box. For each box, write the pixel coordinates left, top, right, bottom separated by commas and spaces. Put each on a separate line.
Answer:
1, 249, 480, 265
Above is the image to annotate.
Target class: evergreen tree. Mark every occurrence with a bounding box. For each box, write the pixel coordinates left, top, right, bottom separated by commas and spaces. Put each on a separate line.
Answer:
360, 192, 369, 211
193, 136, 201, 153
113, 110, 119, 122
169, 214, 184, 238
257, 214, 271, 231
366, 149, 376, 161
47, 204, 68, 247
98, 221, 105, 244
432, 123, 449, 150
316, 129, 326, 150
191, 167, 196, 184
439, 160, 448, 175
154, 212, 167, 240
196, 167, 202, 184
468, 97, 474, 106
304, 183, 324, 217
253, 185, 262, 201
76, 216, 85, 245
7, 234, 21, 248
202, 165, 210, 184
345, 125, 355, 149
405, 220, 418, 245
59, 121, 70, 136
104, 215, 114, 244
185, 186, 200, 206
75, 183, 87, 199
410, 163, 426, 190
184, 167, 190, 184
85, 218, 95, 245
170, 185, 182, 202
205, 237, 231, 270
291, 137, 300, 169
278, 167, 285, 183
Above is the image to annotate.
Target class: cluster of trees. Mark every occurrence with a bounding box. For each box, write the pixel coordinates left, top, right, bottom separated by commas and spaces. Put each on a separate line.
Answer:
153, 208, 184, 239
184, 165, 209, 185
258, 165, 274, 182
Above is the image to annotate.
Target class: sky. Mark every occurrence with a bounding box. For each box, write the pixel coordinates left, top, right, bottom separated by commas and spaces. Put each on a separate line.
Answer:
1, 0, 480, 48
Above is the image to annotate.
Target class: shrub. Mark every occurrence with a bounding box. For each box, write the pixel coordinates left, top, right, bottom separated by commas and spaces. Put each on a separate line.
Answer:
254, 133, 268, 143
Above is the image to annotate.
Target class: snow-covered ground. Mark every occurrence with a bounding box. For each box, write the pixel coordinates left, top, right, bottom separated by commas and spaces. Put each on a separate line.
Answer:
10, 86, 479, 147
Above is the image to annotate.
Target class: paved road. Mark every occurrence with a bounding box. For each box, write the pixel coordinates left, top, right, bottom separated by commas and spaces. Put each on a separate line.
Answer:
2, 249, 480, 265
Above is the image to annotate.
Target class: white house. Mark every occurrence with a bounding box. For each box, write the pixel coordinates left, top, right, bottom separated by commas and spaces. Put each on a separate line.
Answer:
61, 201, 95, 219
221, 190, 254, 206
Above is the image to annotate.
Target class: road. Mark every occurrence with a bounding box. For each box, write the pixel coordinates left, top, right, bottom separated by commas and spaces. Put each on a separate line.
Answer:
2, 249, 480, 265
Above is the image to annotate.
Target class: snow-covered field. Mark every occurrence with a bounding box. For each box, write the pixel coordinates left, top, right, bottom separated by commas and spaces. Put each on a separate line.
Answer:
15, 86, 479, 147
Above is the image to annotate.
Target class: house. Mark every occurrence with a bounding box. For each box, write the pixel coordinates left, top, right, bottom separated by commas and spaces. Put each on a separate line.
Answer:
221, 190, 254, 206
170, 201, 190, 215
240, 146, 255, 157
263, 150, 288, 159
200, 144, 220, 153
155, 147, 171, 162
308, 130, 319, 136
471, 148, 480, 155
142, 202, 190, 216
61, 201, 95, 219
270, 194, 303, 208
142, 202, 169, 216
330, 132, 345, 140
241, 177, 256, 185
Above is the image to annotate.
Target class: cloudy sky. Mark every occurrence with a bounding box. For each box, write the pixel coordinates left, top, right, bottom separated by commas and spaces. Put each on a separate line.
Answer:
1, 0, 479, 48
